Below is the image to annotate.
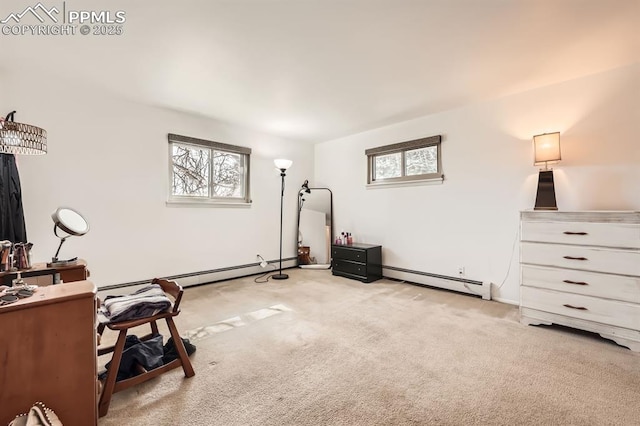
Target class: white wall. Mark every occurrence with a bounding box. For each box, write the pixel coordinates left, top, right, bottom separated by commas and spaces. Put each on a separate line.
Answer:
2, 67, 312, 287
315, 64, 640, 303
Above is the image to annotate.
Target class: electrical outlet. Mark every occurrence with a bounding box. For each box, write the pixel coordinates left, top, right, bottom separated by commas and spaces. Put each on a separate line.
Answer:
257, 254, 267, 268
457, 266, 465, 276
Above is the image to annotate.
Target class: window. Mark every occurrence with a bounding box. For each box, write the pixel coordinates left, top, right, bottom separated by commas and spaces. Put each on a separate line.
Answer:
366, 135, 442, 186
168, 134, 251, 204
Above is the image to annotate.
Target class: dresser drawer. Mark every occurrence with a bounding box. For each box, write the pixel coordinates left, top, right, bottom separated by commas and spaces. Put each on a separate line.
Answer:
333, 259, 367, 277
332, 246, 367, 263
522, 220, 640, 248
522, 265, 640, 303
521, 286, 640, 330
521, 242, 640, 276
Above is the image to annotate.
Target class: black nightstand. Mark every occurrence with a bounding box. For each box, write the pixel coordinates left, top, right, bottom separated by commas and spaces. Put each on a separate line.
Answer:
331, 243, 382, 283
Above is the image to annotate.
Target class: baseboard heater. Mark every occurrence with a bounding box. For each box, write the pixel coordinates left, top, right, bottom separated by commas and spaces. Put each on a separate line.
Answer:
383, 265, 491, 300
98, 257, 297, 294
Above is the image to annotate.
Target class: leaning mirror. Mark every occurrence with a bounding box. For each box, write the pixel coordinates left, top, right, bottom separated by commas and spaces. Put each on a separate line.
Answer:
297, 181, 333, 269
49, 207, 89, 266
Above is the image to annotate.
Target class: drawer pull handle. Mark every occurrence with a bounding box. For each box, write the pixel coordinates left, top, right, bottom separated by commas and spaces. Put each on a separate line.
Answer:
563, 256, 588, 261
563, 280, 588, 286
563, 304, 588, 311
563, 231, 588, 235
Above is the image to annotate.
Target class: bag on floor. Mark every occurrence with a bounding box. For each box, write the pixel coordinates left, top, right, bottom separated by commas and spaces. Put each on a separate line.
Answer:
9, 401, 62, 426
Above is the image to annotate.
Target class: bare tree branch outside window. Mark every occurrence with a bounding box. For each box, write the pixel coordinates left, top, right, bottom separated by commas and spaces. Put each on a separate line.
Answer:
213, 151, 243, 197
169, 137, 251, 203
405, 146, 437, 176
374, 153, 402, 179
172, 145, 210, 196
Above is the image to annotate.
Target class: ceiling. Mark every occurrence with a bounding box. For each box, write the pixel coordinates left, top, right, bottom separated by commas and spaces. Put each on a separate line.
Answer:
2, 0, 639, 143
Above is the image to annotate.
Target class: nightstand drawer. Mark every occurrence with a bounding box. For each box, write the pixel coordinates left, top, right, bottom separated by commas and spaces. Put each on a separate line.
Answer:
522, 220, 640, 248
332, 246, 367, 263
521, 242, 640, 276
521, 286, 640, 330
522, 265, 640, 303
333, 259, 367, 277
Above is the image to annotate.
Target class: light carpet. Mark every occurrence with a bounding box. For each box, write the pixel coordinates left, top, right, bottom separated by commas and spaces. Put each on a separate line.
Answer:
97, 269, 640, 425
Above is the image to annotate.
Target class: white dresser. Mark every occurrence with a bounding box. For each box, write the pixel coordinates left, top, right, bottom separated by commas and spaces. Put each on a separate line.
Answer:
520, 211, 640, 351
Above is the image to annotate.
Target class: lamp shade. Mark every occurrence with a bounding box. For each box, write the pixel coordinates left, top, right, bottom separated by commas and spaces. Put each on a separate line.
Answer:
274, 158, 293, 170
0, 112, 47, 155
533, 132, 561, 166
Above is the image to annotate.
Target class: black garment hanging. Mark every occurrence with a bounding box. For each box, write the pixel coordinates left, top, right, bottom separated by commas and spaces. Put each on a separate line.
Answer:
0, 153, 28, 243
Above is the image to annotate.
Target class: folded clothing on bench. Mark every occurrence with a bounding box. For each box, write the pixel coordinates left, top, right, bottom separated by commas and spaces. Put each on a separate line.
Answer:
98, 284, 172, 323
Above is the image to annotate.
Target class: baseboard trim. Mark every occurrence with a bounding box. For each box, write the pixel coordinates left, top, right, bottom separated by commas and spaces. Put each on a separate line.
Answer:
383, 265, 491, 300
98, 257, 297, 292
491, 296, 519, 306
99, 260, 495, 303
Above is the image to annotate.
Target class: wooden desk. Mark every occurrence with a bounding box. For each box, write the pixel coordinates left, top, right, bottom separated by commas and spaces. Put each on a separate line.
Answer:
0, 280, 98, 425
0, 259, 88, 286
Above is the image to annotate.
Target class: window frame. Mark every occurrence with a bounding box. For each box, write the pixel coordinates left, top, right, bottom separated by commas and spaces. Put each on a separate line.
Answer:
167, 133, 252, 206
365, 135, 443, 186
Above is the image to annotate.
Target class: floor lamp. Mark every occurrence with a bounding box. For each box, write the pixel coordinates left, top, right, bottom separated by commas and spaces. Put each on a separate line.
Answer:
273, 159, 293, 280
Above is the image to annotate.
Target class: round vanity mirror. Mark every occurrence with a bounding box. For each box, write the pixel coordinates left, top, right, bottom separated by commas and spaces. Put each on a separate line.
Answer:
52, 207, 89, 236
49, 207, 89, 265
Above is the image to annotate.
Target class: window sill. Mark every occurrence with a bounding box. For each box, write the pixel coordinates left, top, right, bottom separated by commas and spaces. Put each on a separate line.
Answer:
166, 199, 252, 208
366, 175, 444, 189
